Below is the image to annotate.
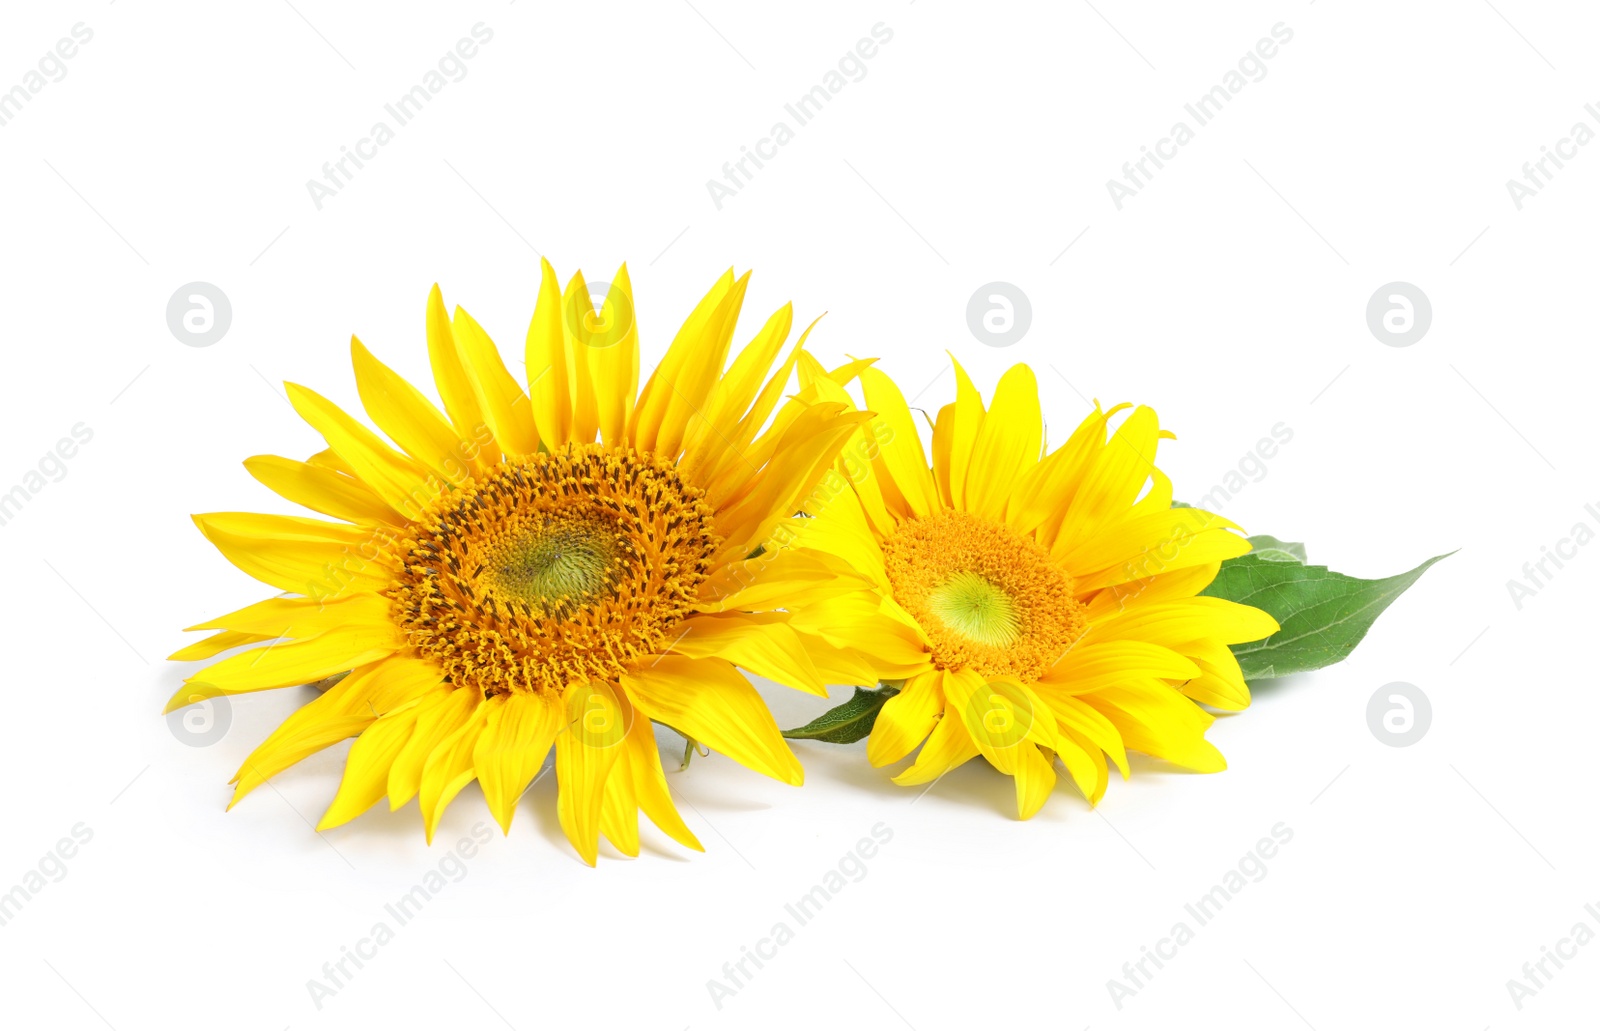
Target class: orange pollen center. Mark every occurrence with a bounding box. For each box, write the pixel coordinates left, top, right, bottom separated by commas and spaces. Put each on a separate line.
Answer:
880, 510, 1087, 681
388, 443, 719, 696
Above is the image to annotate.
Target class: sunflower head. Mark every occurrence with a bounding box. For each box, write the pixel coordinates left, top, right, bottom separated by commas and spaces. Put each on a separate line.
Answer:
779, 357, 1280, 818
168, 261, 873, 863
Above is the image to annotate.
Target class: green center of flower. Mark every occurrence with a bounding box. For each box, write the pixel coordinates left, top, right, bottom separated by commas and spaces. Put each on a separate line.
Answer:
484, 523, 622, 617
927, 570, 1021, 648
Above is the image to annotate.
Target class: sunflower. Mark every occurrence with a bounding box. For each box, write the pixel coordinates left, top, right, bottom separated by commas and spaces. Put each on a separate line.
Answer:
777, 358, 1281, 817
167, 261, 876, 863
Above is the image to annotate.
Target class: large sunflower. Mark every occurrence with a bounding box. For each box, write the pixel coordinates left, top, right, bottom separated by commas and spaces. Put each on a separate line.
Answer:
168, 261, 874, 863
777, 358, 1280, 817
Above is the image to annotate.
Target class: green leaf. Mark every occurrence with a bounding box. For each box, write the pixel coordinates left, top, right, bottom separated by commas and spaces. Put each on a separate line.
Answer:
781, 686, 899, 743
1202, 550, 1451, 679
1245, 535, 1307, 563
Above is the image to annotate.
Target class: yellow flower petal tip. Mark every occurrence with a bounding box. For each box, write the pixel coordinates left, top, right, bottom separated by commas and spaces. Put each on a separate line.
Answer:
169, 265, 869, 862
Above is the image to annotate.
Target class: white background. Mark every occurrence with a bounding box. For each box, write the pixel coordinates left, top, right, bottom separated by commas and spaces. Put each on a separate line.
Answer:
0, 1, 1594, 1028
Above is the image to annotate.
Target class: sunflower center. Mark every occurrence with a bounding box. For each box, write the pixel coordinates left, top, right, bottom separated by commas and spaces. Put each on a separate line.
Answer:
481, 519, 622, 618
927, 571, 1020, 648
881, 510, 1086, 680
388, 444, 720, 697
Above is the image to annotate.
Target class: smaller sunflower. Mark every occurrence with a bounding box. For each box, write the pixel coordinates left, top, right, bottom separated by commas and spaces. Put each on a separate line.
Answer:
775, 357, 1280, 817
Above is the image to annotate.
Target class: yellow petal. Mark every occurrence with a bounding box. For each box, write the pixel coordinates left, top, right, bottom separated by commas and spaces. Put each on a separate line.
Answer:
1012, 739, 1057, 819
1087, 597, 1279, 649
1055, 507, 1243, 575
623, 715, 702, 852
699, 319, 814, 498
387, 688, 482, 809
359, 654, 449, 715
472, 691, 561, 834
930, 402, 956, 508
229, 668, 380, 806
1054, 406, 1160, 544
944, 355, 984, 510
184, 591, 392, 639
1054, 729, 1110, 804
425, 284, 490, 447
1086, 682, 1226, 773
192, 514, 393, 600
632, 271, 745, 458
944, 670, 1055, 777
167, 622, 403, 711
1176, 638, 1253, 711
671, 614, 828, 696
1039, 641, 1202, 690
168, 630, 270, 662
419, 706, 487, 844
555, 682, 628, 865
286, 382, 436, 520
452, 306, 540, 457
680, 302, 793, 479
891, 686, 979, 786
525, 258, 574, 445
1007, 402, 1125, 540
859, 366, 939, 520
1049, 695, 1130, 778
1070, 529, 1252, 593
786, 592, 931, 672
599, 748, 641, 858
576, 265, 640, 448
714, 402, 875, 559
697, 548, 867, 615
785, 498, 892, 593
243, 455, 401, 528
1084, 561, 1223, 619
192, 510, 383, 549
318, 697, 433, 830
963, 364, 1042, 522
866, 670, 944, 767
350, 336, 474, 483
622, 655, 802, 786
